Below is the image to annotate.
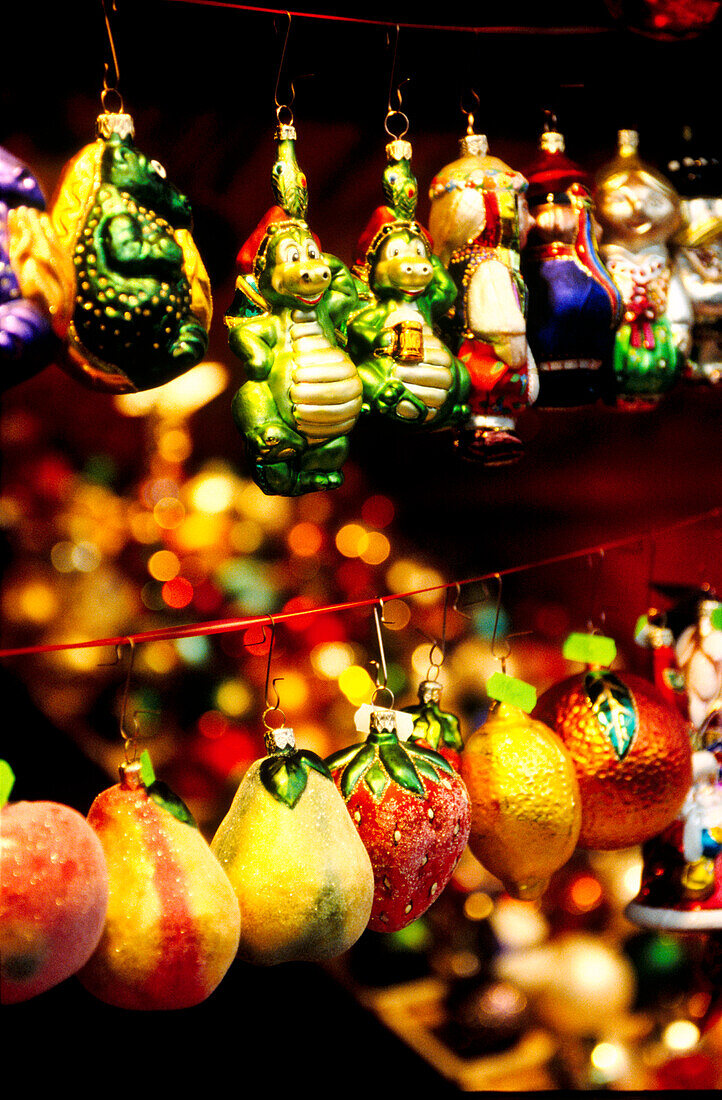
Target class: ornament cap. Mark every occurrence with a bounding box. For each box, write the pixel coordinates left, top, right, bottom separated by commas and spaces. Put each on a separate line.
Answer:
540, 130, 565, 154
266, 726, 296, 753
386, 138, 413, 163
618, 129, 639, 157
275, 122, 297, 142
119, 759, 144, 789
460, 132, 489, 158
96, 112, 135, 141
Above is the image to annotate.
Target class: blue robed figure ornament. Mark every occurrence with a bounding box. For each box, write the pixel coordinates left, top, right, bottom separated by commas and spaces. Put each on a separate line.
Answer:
522, 124, 623, 407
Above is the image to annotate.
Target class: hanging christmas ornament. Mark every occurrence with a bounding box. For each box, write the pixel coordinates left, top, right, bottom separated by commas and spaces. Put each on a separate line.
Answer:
326, 706, 470, 932
666, 128, 722, 385
78, 751, 240, 1009
675, 594, 722, 738
626, 749, 722, 929
594, 129, 691, 409
459, 611, 582, 900
428, 109, 537, 465
225, 111, 362, 496
521, 119, 623, 407
634, 606, 689, 717
49, 7, 211, 393
346, 105, 470, 430
0, 760, 109, 1005
211, 709, 374, 965
0, 146, 75, 390
404, 628, 464, 770
534, 631, 693, 850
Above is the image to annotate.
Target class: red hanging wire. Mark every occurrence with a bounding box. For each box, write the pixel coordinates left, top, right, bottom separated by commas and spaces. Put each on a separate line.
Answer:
1, 504, 720, 659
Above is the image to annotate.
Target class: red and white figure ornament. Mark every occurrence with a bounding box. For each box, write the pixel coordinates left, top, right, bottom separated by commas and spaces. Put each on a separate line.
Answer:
534, 631, 693, 850
626, 749, 722, 930
634, 605, 689, 717
326, 674, 470, 933
428, 113, 537, 465
675, 594, 722, 738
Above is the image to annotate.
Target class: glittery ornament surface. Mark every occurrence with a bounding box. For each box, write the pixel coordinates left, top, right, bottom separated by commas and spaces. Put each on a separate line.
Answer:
211, 755, 374, 965
0, 800, 109, 1004
535, 671, 693, 850
460, 702, 581, 899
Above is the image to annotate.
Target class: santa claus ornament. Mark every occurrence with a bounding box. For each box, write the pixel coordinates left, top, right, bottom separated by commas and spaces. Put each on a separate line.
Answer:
225, 119, 362, 496
521, 122, 623, 407
534, 632, 693, 850
428, 116, 537, 465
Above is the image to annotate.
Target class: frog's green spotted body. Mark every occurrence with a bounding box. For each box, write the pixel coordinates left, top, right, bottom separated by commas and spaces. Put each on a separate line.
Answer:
51, 114, 211, 393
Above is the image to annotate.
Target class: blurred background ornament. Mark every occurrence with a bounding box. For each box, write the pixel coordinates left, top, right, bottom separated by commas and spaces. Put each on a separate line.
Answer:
604, 0, 721, 39
522, 119, 623, 407
675, 593, 722, 739
428, 115, 536, 465
595, 129, 691, 409
0, 145, 74, 391
666, 127, 722, 385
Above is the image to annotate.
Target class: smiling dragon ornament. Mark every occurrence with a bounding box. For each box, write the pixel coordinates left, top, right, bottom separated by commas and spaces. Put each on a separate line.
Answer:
225, 123, 362, 496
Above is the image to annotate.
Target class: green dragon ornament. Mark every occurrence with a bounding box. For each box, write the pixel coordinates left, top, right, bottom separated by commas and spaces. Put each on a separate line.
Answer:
50, 112, 211, 393
225, 124, 362, 496
346, 139, 470, 428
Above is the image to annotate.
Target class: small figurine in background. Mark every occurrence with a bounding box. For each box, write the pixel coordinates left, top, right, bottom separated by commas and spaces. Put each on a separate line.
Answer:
0, 145, 74, 390
666, 127, 722, 385
428, 117, 537, 465
225, 122, 362, 496
522, 121, 623, 407
676, 593, 722, 739
595, 129, 692, 409
347, 137, 470, 431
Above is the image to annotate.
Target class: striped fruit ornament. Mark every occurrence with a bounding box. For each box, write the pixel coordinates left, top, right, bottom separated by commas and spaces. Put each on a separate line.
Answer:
534, 668, 693, 850
326, 708, 471, 932
77, 759, 240, 1010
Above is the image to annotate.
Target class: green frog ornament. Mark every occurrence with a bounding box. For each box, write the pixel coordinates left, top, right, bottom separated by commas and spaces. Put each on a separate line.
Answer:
225, 124, 362, 496
347, 140, 470, 428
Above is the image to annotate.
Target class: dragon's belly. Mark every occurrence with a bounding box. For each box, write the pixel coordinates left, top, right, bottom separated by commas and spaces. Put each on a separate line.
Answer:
385, 303, 453, 420
289, 310, 362, 441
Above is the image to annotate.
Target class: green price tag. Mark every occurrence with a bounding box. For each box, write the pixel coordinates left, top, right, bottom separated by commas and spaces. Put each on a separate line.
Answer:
486, 671, 537, 714
0, 760, 16, 808
711, 606, 722, 631
563, 632, 617, 667
139, 749, 156, 787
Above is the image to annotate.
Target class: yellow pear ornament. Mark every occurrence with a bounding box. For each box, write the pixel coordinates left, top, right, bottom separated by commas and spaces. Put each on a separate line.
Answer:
211, 725, 374, 966
460, 673, 582, 901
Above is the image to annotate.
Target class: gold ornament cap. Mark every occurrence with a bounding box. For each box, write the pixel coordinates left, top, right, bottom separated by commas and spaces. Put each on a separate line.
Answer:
460, 132, 489, 158
618, 129, 639, 157
275, 122, 297, 141
266, 726, 296, 753
540, 130, 565, 154
96, 112, 135, 140
386, 138, 413, 162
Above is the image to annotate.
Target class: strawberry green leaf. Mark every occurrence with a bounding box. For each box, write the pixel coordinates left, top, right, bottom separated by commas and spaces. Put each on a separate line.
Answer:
584, 670, 638, 760
406, 702, 464, 753
407, 741, 456, 777
339, 743, 376, 800
364, 761, 390, 799
378, 740, 425, 796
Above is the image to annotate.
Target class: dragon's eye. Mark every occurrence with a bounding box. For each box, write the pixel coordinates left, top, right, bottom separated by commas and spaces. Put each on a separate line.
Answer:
150, 160, 167, 179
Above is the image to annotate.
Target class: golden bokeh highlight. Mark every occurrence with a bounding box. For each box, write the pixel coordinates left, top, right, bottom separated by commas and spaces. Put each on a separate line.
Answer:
335, 523, 369, 558
358, 531, 390, 565
310, 641, 356, 680
215, 678, 253, 718
141, 640, 179, 675
148, 549, 181, 582
153, 496, 185, 529
229, 519, 264, 554
188, 473, 236, 514
338, 665, 375, 705
287, 521, 324, 557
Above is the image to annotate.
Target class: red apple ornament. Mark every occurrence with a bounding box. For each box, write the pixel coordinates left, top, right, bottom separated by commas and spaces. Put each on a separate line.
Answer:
0, 762, 109, 1004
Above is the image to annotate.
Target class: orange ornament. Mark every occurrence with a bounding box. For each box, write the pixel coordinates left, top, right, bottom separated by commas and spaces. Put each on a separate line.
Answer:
534, 669, 693, 850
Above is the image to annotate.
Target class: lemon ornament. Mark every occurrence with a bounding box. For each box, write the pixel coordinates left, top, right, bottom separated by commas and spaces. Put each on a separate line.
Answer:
460, 672, 581, 900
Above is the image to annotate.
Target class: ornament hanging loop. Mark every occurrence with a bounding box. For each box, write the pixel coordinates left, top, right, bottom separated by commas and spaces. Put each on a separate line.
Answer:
261, 616, 287, 740
274, 11, 295, 129
384, 24, 409, 141
460, 88, 481, 135
371, 601, 394, 708
100, 0, 124, 114
490, 574, 511, 674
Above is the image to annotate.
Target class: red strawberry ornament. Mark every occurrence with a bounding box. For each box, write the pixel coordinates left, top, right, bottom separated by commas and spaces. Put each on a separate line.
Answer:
326, 708, 471, 932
